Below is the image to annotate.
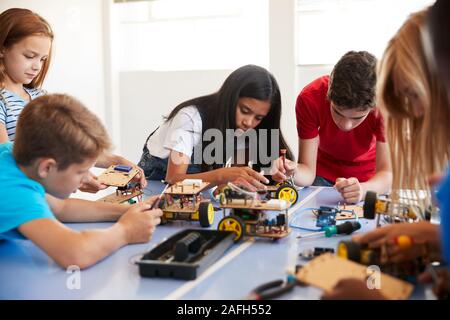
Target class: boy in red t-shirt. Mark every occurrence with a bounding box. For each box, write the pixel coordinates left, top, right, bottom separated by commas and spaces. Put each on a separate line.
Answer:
273, 51, 392, 203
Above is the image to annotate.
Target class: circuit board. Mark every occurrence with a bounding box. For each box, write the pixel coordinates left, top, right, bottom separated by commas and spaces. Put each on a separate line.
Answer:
97, 189, 143, 204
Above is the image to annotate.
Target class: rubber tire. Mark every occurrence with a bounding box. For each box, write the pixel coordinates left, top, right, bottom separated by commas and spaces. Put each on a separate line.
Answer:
363, 191, 378, 219
199, 202, 214, 227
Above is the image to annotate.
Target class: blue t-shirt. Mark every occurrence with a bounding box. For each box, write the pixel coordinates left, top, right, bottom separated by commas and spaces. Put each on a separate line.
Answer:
437, 168, 450, 264
0, 142, 55, 240
0, 87, 46, 141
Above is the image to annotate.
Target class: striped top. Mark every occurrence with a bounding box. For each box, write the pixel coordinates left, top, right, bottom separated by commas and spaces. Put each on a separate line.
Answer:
0, 87, 46, 141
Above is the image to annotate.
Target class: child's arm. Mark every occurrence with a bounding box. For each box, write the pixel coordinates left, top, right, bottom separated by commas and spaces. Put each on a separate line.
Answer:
78, 171, 108, 193
335, 141, 392, 203
360, 141, 392, 194
46, 194, 129, 222
0, 124, 9, 144
165, 150, 268, 189
18, 202, 162, 269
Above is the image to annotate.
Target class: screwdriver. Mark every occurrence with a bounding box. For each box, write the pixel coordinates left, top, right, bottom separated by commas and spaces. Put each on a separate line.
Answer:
297, 221, 361, 239
150, 182, 169, 209
280, 148, 295, 186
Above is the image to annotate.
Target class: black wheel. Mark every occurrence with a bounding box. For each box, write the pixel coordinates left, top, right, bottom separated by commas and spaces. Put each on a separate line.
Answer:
199, 202, 214, 227
337, 241, 361, 262
363, 191, 378, 219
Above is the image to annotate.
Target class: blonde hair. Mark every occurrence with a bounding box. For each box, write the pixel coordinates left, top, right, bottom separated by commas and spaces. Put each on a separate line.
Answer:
378, 9, 450, 210
0, 8, 54, 89
14, 94, 111, 170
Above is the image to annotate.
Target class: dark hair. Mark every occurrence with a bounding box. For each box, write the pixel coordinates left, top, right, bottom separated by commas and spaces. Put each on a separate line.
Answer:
428, 0, 450, 90
166, 64, 293, 170
327, 51, 377, 110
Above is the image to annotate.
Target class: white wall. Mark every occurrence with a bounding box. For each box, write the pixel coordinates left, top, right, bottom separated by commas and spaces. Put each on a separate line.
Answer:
117, 0, 308, 164
119, 70, 232, 162
116, 0, 334, 164
296, 65, 333, 94
269, 0, 298, 159
0, 0, 108, 125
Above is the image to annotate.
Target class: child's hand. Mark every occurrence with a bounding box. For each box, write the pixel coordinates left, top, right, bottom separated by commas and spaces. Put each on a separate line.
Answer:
353, 221, 440, 263
321, 278, 386, 300
231, 177, 258, 192
144, 195, 160, 207
217, 167, 269, 190
270, 157, 297, 182
419, 268, 450, 300
117, 203, 162, 244
97, 152, 148, 189
117, 161, 146, 189
131, 165, 147, 189
79, 171, 108, 193
334, 177, 363, 203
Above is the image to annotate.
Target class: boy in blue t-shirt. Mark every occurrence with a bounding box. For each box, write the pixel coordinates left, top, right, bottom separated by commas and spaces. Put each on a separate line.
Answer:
0, 94, 162, 269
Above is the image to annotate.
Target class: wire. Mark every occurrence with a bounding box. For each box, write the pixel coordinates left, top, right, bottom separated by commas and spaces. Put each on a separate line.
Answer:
289, 207, 323, 232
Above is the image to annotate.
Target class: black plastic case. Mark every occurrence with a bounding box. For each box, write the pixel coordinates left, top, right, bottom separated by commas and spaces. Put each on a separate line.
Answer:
137, 229, 235, 280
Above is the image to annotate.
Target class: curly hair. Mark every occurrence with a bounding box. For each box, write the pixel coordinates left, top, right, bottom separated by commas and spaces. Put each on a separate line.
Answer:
327, 51, 377, 110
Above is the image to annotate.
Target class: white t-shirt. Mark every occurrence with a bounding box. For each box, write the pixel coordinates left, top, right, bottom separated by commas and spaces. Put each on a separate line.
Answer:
147, 105, 248, 163
147, 106, 202, 159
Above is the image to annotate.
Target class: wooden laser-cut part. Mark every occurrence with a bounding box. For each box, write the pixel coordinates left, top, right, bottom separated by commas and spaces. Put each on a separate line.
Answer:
98, 165, 140, 187
158, 181, 214, 228
336, 205, 364, 220
164, 182, 210, 195
97, 189, 143, 204
296, 253, 413, 300
220, 199, 290, 210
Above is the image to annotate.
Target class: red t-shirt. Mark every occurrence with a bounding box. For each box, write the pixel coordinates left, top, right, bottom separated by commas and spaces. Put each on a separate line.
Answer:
295, 76, 385, 183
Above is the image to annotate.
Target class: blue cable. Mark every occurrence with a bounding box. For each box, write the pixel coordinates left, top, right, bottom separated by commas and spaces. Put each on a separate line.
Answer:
289, 207, 322, 232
